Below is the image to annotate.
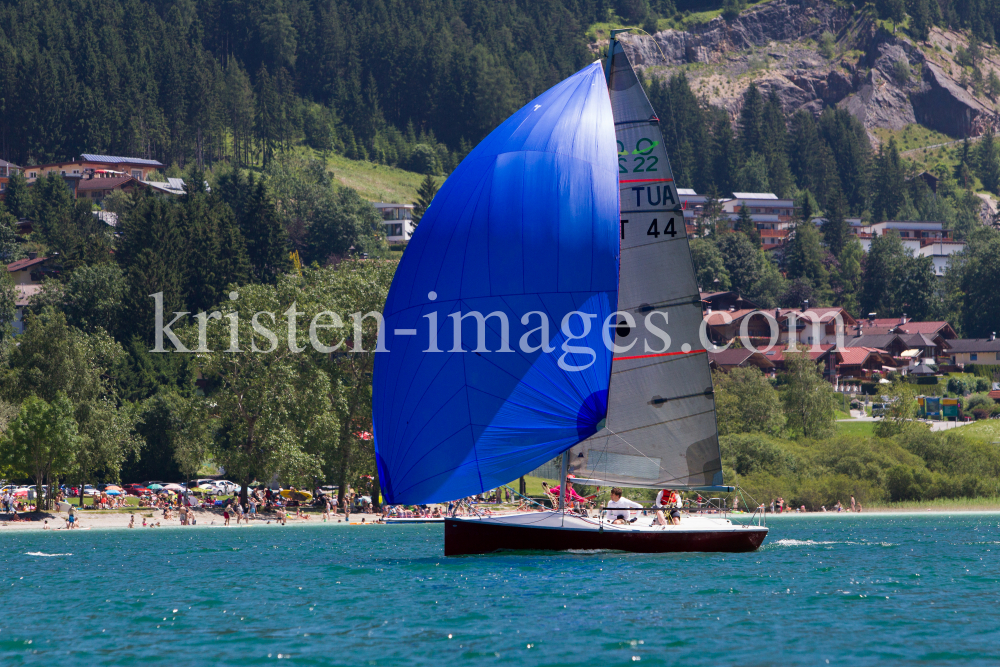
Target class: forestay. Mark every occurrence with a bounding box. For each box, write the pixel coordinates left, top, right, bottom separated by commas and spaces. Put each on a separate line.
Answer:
567, 40, 725, 490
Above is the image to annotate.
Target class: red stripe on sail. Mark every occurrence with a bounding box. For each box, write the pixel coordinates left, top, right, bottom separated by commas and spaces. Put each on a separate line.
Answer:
615, 349, 706, 361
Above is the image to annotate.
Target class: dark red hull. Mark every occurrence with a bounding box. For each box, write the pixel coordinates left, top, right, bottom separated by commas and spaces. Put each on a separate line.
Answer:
444, 518, 768, 556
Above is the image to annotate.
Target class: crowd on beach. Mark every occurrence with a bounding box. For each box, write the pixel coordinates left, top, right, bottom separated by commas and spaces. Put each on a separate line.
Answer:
769, 496, 864, 513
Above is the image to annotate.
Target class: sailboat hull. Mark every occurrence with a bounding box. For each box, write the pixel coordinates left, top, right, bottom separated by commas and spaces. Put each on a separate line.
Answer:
444, 512, 767, 556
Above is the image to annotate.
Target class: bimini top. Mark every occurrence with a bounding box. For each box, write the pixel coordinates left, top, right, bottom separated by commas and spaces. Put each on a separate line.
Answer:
373, 61, 620, 505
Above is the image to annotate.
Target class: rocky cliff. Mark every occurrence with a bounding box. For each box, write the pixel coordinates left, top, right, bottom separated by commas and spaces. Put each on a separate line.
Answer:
615, 0, 1000, 140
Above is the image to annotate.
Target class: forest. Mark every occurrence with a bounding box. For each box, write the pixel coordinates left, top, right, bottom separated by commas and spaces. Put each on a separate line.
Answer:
3, 0, 1000, 501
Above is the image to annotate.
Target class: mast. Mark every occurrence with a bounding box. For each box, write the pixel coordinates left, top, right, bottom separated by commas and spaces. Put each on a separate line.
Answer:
567, 33, 730, 492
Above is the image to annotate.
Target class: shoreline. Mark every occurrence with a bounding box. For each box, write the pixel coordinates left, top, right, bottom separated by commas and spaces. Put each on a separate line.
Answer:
1, 509, 383, 532
6, 506, 1000, 532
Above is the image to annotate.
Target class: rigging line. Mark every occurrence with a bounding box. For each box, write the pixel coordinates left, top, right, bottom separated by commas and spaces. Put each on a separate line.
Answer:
620, 27, 671, 67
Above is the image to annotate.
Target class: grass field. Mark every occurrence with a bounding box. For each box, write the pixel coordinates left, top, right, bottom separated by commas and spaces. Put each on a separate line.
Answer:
835, 420, 876, 436
871, 123, 955, 154
864, 496, 1000, 511
956, 419, 1000, 443
286, 147, 431, 204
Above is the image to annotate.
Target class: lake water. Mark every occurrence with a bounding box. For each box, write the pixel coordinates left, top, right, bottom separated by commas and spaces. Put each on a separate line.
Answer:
2, 513, 999, 665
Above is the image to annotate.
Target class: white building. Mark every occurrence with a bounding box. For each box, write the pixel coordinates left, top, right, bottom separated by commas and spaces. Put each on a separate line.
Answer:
371, 202, 416, 244
917, 239, 966, 276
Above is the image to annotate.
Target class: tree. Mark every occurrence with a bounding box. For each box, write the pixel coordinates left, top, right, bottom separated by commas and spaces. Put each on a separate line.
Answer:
736, 204, 760, 246
976, 128, 1000, 193
296, 260, 397, 511
412, 174, 439, 227
872, 138, 905, 222
31, 262, 126, 335
873, 379, 919, 438
717, 232, 761, 294
960, 235, 1000, 337
689, 238, 730, 291
909, 0, 932, 41
821, 186, 850, 257
876, 0, 906, 32
0, 394, 79, 511
737, 151, 770, 193
738, 83, 765, 158
3, 172, 32, 220
714, 367, 784, 436
780, 352, 836, 438
989, 70, 1000, 100
783, 220, 830, 302
180, 280, 335, 507
217, 172, 291, 282
0, 268, 16, 356
0, 203, 23, 263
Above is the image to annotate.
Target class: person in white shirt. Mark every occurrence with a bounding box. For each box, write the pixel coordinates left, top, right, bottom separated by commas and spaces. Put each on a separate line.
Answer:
604, 487, 643, 524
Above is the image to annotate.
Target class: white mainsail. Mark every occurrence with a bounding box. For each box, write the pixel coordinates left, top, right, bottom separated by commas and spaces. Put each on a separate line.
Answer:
567, 37, 725, 490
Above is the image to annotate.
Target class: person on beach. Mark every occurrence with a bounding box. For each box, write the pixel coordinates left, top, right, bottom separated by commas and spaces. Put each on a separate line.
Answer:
223, 508, 230, 526
323, 496, 332, 522
129, 514, 135, 529
342, 496, 351, 523
605, 487, 643, 524
850, 496, 856, 512
67, 506, 76, 529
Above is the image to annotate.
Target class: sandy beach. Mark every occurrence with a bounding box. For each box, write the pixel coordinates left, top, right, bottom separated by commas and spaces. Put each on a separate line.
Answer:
0, 508, 383, 531
6, 506, 1000, 532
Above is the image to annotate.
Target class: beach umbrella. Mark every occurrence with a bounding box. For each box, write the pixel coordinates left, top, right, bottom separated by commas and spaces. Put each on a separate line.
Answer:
105, 490, 122, 496
162, 483, 185, 492
147, 484, 164, 490
13, 488, 28, 497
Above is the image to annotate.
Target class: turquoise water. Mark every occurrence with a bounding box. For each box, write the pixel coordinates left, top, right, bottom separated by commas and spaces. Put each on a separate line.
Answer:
2, 514, 999, 665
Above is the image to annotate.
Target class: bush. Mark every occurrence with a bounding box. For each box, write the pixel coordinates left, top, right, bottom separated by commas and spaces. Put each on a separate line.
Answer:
893, 59, 911, 83
720, 434, 795, 477
916, 376, 939, 385
947, 377, 971, 395
886, 465, 918, 500
406, 144, 441, 175
973, 408, 991, 421
975, 377, 991, 392
819, 31, 836, 59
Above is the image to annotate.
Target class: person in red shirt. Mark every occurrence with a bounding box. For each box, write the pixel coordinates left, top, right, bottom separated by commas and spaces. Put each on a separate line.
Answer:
544, 475, 598, 512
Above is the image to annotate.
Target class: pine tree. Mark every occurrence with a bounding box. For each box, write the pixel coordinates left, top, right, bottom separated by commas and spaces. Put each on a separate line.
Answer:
0, 202, 24, 262
783, 219, 830, 303
820, 186, 850, 257
3, 172, 32, 220
710, 112, 736, 195
737, 83, 765, 160
736, 202, 760, 245
975, 127, 1000, 193
872, 138, 905, 222
412, 175, 439, 227
761, 92, 793, 197
909, 0, 932, 40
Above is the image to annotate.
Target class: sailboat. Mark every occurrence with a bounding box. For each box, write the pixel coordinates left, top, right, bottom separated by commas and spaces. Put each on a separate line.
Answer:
373, 33, 768, 556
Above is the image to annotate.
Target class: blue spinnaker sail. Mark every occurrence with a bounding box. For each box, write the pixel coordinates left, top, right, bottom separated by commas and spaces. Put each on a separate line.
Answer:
373, 62, 620, 504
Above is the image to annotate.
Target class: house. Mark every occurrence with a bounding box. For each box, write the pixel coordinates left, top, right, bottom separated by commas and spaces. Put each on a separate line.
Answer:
917, 239, 966, 276
5, 255, 51, 335
25, 154, 164, 183
0, 158, 23, 200
703, 308, 765, 347
708, 348, 776, 372
371, 202, 415, 244
6, 255, 51, 285
678, 190, 795, 246
12, 284, 42, 335
852, 317, 957, 361
725, 193, 796, 247
946, 336, 1000, 365
775, 305, 856, 347
832, 347, 897, 381
77, 175, 143, 205
700, 291, 760, 312
851, 221, 954, 253
757, 344, 838, 381
146, 178, 187, 196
